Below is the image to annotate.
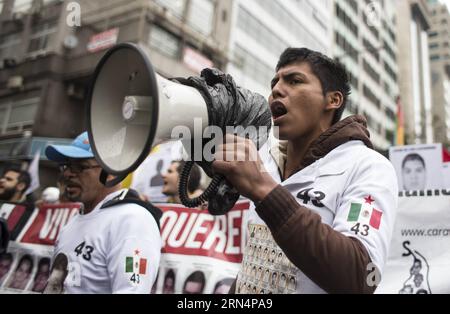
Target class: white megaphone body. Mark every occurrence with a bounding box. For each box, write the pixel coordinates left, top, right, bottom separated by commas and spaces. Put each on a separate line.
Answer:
87, 42, 272, 215
87, 43, 208, 180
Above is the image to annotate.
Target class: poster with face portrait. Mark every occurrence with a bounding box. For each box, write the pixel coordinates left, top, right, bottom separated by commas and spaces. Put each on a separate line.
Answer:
0, 203, 80, 294
130, 141, 184, 203
376, 191, 450, 294
389, 144, 444, 191
0, 242, 53, 293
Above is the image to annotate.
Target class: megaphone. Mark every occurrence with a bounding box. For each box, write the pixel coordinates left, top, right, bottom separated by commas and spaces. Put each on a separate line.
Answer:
87, 43, 271, 215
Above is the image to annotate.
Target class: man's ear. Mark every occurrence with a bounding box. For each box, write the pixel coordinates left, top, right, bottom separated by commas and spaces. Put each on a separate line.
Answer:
325, 91, 344, 111
16, 182, 26, 193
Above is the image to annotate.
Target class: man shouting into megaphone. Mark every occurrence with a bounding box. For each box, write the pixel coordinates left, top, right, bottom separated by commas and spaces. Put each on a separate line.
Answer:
212, 48, 398, 294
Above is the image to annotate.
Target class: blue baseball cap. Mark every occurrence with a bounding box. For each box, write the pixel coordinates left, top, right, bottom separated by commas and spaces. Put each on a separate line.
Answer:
45, 132, 94, 162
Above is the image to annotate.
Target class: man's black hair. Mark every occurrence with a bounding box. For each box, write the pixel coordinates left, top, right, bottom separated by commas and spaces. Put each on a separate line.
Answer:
276, 47, 351, 125
16, 254, 33, 271
183, 270, 206, 292
402, 153, 426, 169
2, 165, 31, 193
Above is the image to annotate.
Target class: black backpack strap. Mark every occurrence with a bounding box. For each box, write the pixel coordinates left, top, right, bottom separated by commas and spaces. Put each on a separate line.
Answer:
101, 189, 162, 230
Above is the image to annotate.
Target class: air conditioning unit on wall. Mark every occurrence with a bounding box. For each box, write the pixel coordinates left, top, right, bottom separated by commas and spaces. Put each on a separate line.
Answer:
7, 76, 24, 90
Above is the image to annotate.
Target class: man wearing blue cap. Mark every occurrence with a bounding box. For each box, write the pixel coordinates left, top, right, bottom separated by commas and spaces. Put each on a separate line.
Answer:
44, 132, 162, 294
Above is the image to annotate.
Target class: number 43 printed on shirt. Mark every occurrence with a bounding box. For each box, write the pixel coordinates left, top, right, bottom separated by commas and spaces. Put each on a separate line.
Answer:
74, 241, 95, 261
296, 188, 325, 207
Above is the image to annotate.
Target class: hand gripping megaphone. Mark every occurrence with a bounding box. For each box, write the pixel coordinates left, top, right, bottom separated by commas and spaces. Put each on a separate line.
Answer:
86, 43, 271, 215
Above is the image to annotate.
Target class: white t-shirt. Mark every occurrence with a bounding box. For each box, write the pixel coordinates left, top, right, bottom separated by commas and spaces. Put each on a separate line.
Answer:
50, 190, 161, 294
236, 141, 398, 294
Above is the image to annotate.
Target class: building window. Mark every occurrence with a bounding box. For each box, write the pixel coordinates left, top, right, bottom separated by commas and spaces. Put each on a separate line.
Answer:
335, 31, 358, 62
383, 60, 397, 82
363, 59, 380, 84
237, 7, 289, 57
430, 55, 440, 61
363, 84, 381, 109
429, 43, 439, 49
256, 0, 326, 53
347, 70, 359, 90
383, 39, 396, 62
0, 98, 39, 135
154, 0, 186, 19
27, 21, 57, 54
149, 25, 181, 59
335, 3, 358, 37
363, 38, 380, 61
187, 0, 214, 36
233, 45, 273, 87
0, 33, 22, 62
345, 0, 358, 13
429, 31, 438, 37
13, 0, 33, 13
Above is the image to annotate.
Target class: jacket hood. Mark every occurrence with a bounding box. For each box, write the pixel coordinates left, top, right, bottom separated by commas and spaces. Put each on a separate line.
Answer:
271, 115, 373, 174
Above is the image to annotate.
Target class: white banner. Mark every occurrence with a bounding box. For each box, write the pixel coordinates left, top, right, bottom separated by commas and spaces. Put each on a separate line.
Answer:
376, 190, 450, 294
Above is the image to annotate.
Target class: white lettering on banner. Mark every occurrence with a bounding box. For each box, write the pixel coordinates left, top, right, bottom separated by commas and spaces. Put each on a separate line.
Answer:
226, 210, 241, 255
202, 216, 227, 252
184, 214, 214, 249
166, 213, 197, 248
160, 211, 178, 246
158, 204, 248, 262
39, 208, 78, 241
157, 202, 249, 263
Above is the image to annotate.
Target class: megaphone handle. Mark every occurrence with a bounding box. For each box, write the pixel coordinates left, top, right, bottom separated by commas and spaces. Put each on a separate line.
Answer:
99, 169, 128, 187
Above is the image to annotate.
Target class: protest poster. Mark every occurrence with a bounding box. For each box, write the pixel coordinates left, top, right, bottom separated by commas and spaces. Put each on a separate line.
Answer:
389, 144, 444, 190
131, 141, 184, 203
376, 189, 450, 294
0, 203, 81, 294
153, 201, 250, 294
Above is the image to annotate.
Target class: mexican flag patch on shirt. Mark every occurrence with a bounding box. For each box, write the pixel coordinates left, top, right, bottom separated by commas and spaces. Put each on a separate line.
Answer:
347, 195, 383, 230
126, 251, 147, 275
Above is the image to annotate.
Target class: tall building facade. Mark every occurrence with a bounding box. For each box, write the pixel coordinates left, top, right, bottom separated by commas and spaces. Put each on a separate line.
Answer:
396, 0, 433, 145
0, 0, 231, 185
226, 0, 332, 99
428, 1, 450, 148
331, 0, 399, 151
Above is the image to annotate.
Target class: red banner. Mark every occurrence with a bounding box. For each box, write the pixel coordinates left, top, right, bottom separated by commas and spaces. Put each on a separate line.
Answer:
0, 203, 26, 231
159, 202, 249, 263
19, 203, 81, 245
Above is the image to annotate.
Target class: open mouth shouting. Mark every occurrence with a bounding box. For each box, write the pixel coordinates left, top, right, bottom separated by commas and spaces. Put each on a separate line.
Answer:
270, 101, 288, 122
